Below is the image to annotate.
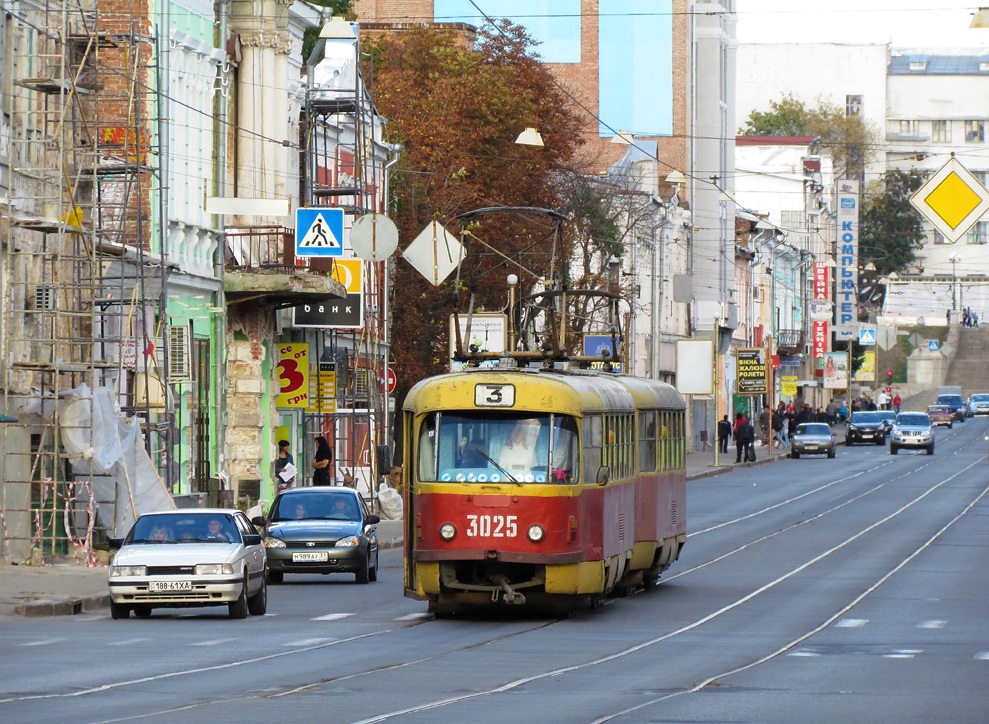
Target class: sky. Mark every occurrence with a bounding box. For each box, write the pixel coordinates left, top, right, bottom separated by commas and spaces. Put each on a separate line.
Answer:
735, 1, 989, 48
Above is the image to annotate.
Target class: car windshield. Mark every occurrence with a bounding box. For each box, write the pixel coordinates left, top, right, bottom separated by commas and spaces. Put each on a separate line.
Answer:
851, 412, 881, 423
128, 513, 240, 544
928, 406, 950, 413
898, 414, 930, 426
971, 394, 989, 402
270, 493, 362, 522
937, 395, 964, 405
797, 424, 830, 436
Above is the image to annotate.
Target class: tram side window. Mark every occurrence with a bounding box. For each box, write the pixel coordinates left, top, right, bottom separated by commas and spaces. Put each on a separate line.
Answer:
584, 414, 602, 482
551, 415, 579, 483
639, 410, 657, 472
417, 415, 438, 481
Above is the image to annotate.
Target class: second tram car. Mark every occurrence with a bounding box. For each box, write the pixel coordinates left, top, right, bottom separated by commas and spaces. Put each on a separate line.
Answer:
402, 360, 687, 614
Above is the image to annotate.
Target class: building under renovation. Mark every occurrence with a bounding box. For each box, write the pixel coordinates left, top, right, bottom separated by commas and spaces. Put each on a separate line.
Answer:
0, 1, 393, 564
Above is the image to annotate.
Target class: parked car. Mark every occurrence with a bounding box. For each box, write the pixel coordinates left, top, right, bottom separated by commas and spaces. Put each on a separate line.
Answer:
876, 410, 897, 433
889, 412, 934, 455
936, 394, 968, 422
845, 411, 887, 446
107, 509, 267, 620
927, 404, 954, 428
255, 487, 380, 584
790, 422, 836, 459
968, 393, 989, 416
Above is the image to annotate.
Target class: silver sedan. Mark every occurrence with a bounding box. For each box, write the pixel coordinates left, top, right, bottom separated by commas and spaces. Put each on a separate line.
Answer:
790, 422, 836, 459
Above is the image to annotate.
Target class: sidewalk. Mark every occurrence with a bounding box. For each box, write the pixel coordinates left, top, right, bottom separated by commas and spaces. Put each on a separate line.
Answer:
1, 447, 780, 618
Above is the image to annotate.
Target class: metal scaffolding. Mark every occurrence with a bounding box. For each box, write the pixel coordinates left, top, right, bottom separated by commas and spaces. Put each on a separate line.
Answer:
0, 0, 171, 563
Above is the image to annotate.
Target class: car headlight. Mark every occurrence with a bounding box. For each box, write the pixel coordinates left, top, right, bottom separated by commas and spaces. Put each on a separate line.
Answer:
110, 565, 146, 577
438, 523, 457, 541
195, 563, 234, 575
264, 537, 286, 548
527, 524, 544, 542
336, 535, 361, 547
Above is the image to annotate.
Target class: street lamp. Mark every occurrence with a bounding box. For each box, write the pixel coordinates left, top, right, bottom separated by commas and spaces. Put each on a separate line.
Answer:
948, 252, 959, 311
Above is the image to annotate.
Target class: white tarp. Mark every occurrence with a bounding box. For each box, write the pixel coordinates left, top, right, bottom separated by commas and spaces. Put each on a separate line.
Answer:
58, 384, 175, 535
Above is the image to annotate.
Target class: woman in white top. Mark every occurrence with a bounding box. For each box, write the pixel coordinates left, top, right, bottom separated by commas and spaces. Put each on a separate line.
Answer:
499, 423, 537, 472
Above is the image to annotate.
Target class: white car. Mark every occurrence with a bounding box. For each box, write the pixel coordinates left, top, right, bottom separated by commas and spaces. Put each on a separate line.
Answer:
108, 509, 267, 619
969, 393, 989, 416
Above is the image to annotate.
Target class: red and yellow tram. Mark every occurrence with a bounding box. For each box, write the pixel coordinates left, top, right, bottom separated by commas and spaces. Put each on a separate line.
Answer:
401, 360, 687, 614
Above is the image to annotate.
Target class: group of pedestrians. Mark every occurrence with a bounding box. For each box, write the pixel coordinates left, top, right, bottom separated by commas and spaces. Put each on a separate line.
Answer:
719, 401, 837, 464
962, 307, 980, 328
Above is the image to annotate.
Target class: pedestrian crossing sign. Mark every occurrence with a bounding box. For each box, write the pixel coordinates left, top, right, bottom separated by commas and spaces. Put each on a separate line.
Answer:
858, 328, 876, 346
296, 208, 344, 257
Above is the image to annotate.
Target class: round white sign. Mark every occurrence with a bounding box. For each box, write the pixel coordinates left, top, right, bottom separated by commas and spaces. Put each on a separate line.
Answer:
350, 213, 399, 262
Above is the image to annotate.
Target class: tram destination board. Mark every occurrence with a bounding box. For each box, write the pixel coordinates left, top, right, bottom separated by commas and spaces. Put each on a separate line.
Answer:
736, 348, 769, 395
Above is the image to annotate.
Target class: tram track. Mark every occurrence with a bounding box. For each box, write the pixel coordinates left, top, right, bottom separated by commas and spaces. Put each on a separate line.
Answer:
9, 425, 987, 723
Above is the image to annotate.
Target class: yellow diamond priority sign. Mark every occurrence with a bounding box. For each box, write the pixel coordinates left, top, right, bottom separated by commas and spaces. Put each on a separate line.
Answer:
911, 157, 989, 243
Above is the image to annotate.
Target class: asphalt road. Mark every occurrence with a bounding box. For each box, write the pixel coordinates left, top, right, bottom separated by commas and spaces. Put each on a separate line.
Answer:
2, 419, 988, 723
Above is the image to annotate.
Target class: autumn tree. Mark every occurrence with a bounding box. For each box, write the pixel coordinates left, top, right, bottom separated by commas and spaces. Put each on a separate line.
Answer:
739, 93, 881, 179
860, 169, 927, 275
363, 21, 585, 423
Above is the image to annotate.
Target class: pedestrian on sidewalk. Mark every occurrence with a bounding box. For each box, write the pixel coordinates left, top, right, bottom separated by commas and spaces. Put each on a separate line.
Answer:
735, 414, 755, 463
718, 415, 731, 454
892, 392, 902, 414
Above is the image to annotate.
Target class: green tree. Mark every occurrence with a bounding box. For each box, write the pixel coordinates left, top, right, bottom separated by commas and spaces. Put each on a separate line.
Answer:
860, 169, 927, 276
363, 21, 584, 408
739, 93, 881, 179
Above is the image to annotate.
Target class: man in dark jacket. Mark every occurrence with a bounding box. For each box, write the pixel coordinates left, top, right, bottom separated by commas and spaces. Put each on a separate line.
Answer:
717, 415, 732, 454
736, 416, 755, 463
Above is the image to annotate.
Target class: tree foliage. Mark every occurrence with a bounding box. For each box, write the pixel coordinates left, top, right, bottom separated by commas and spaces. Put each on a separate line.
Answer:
363, 21, 584, 398
739, 93, 880, 179
860, 169, 927, 276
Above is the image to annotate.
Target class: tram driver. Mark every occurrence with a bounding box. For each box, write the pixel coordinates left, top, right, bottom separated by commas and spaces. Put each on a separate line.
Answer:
498, 420, 538, 473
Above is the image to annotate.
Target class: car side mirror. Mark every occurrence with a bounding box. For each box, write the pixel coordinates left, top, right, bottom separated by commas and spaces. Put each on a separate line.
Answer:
596, 466, 611, 486
243, 533, 262, 546
108, 537, 123, 550
365, 514, 381, 525
251, 515, 266, 527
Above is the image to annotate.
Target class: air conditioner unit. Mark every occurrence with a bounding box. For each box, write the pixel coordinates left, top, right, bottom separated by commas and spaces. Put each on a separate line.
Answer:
167, 325, 191, 382
34, 284, 57, 310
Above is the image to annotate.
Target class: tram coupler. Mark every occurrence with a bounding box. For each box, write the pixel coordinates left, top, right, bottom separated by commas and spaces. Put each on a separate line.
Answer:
492, 575, 526, 605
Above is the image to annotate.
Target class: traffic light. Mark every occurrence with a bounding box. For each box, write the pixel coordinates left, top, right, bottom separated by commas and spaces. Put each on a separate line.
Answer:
886, 369, 893, 381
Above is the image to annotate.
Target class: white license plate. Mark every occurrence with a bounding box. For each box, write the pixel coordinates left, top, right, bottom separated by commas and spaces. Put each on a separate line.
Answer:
292, 551, 328, 562
149, 580, 192, 592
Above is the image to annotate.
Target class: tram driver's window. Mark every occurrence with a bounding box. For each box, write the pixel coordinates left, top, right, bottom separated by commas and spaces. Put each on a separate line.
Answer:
417, 416, 437, 481
551, 416, 579, 483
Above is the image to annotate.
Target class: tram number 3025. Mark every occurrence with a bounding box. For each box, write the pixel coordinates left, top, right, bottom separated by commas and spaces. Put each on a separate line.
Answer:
466, 514, 518, 538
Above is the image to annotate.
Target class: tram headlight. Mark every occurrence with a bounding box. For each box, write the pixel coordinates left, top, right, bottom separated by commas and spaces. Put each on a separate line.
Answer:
527, 524, 545, 542
439, 523, 457, 541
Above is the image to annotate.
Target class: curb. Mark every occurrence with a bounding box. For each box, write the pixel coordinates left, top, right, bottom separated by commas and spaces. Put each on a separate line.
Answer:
16, 592, 110, 617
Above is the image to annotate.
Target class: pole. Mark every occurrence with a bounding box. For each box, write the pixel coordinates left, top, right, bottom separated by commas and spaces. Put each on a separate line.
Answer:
713, 319, 719, 467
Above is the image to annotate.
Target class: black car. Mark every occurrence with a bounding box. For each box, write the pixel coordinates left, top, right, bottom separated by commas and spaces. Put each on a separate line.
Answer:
845, 411, 887, 446
254, 487, 380, 584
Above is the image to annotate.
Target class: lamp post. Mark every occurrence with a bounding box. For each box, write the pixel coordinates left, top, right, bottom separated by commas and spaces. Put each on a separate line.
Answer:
948, 252, 959, 312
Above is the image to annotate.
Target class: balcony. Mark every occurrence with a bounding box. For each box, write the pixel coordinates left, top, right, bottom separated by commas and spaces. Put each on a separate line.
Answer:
776, 328, 806, 356
223, 226, 346, 309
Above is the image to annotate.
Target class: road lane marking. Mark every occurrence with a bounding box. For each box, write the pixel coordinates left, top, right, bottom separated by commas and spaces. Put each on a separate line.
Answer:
283, 638, 335, 647
20, 638, 63, 647
191, 639, 237, 646
917, 620, 946, 629
106, 638, 149, 646
835, 619, 868, 628
311, 613, 354, 621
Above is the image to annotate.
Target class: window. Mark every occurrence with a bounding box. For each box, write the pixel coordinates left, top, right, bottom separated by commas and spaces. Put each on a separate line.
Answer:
932, 120, 950, 143
966, 221, 988, 245
964, 120, 985, 143
898, 120, 920, 137
909, 61, 927, 71
639, 410, 657, 472
845, 95, 862, 117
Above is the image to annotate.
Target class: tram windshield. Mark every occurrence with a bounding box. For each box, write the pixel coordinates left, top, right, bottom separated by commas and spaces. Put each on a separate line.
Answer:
417, 412, 579, 484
